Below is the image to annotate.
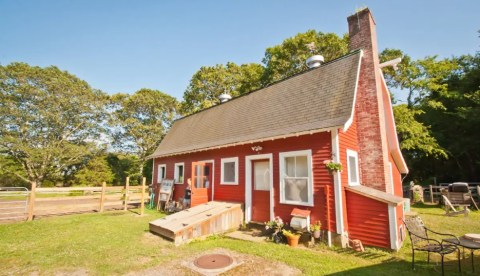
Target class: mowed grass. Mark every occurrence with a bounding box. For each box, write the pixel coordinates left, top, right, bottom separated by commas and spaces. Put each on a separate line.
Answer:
0, 204, 479, 275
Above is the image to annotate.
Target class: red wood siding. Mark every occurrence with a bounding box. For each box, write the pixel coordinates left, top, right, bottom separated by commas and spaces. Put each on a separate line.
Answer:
153, 132, 336, 231
345, 191, 390, 248
339, 115, 360, 232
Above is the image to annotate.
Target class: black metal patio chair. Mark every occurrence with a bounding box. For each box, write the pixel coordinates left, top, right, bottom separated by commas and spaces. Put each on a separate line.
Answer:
403, 215, 461, 275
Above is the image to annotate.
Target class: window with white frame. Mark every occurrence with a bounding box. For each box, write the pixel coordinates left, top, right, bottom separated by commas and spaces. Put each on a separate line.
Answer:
174, 162, 184, 184
157, 164, 166, 183
346, 149, 359, 186
279, 150, 313, 206
221, 157, 238, 185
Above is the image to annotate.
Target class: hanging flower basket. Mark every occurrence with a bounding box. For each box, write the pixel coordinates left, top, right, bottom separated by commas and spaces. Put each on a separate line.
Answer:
323, 160, 342, 174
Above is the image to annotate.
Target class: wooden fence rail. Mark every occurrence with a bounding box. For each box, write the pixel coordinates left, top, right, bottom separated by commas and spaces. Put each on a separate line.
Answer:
22, 177, 148, 221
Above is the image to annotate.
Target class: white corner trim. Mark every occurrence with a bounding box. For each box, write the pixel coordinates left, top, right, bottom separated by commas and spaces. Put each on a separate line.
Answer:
343, 50, 364, 132
331, 130, 344, 234
388, 205, 399, 250
245, 153, 274, 223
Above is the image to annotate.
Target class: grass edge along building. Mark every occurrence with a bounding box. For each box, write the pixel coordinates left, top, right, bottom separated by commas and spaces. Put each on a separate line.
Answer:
149, 8, 408, 250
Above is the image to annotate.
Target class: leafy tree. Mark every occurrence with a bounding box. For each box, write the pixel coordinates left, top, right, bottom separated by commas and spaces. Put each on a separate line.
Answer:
110, 89, 178, 181
0, 154, 29, 187
180, 62, 264, 115
420, 53, 480, 181
106, 153, 141, 186
380, 48, 458, 107
74, 156, 114, 186
0, 62, 107, 187
262, 30, 349, 83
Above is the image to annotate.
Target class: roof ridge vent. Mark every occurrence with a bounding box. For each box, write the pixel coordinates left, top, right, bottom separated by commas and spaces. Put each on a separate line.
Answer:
219, 93, 232, 103
305, 42, 324, 68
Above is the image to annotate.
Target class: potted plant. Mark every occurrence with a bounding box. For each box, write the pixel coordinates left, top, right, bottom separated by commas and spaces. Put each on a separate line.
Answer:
310, 221, 322, 239
323, 160, 342, 174
265, 216, 285, 243
282, 229, 301, 247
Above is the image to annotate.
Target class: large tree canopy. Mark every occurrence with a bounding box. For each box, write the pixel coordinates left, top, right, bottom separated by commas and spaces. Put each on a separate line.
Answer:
110, 88, 178, 178
0, 62, 107, 186
262, 30, 349, 83
180, 62, 264, 115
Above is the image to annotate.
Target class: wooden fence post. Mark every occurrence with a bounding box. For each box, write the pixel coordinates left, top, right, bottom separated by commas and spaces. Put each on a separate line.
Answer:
429, 185, 433, 203
124, 177, 130, 211
27, 182, 36, 221
140, 177, 146, 216
99, 182, 106, 212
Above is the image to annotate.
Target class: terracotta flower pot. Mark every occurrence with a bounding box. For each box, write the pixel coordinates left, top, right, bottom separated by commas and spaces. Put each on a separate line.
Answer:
313, 230, 321, 239
287, 235, 300, 247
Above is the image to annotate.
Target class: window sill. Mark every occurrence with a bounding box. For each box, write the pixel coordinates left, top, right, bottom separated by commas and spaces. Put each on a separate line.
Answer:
280, 200, 314, 207
221, 182, 238, 186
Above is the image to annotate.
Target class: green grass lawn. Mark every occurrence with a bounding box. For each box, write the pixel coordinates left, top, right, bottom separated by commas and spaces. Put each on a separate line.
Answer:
0, 204, 478, 275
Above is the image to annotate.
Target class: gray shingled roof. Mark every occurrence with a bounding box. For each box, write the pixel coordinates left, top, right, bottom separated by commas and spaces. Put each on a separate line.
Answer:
151, 50, 362, 158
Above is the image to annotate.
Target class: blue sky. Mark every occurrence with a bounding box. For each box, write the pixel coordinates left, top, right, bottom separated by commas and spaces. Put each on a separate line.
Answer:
1, 1, 479, 101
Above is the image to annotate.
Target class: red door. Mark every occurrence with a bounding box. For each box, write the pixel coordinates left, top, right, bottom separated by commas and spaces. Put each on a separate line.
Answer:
191, 162, 208, 207
251, 159, 271, 222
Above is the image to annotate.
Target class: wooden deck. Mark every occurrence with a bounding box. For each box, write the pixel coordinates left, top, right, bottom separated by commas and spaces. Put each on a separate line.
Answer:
149, 201, 243, 245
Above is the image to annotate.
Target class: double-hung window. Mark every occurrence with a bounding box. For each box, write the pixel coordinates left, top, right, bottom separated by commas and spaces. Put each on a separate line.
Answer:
174, 162, 184, 184
279, 150, 313, 206
221, 157, 238, 185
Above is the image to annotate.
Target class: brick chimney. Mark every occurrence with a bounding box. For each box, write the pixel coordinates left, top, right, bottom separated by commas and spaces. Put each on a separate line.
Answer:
347, 8, 391, 193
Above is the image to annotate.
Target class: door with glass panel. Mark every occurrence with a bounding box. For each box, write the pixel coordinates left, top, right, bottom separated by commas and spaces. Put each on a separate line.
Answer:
251, 159, 271, 222
191, 161, 208, 207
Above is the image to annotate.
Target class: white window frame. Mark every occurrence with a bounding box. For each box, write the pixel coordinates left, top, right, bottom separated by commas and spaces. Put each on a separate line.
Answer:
174, 162, 185, 185
157, 164, 166, 183
279, 150, 313, 206
221, 157, 239, 185
346, 149, 359, 186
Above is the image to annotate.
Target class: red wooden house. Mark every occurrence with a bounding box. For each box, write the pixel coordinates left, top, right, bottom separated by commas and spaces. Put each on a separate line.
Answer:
149, 8, 408, 250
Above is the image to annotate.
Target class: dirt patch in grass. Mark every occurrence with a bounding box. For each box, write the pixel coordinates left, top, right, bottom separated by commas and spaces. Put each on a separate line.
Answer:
129, 248, 301, 276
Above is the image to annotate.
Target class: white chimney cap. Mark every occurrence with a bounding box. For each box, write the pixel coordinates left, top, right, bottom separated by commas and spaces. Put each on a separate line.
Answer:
219, 93, 232, 103
306, 55, 324, 68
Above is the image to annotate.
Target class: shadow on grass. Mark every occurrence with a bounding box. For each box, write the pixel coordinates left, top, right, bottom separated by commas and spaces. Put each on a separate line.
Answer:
326, 258, 466, 276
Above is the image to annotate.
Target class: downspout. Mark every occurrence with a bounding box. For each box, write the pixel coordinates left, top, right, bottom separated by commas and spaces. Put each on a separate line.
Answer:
331, 129, 345, 244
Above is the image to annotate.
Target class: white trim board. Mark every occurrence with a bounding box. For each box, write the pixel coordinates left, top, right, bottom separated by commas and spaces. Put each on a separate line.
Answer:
331, 130, 345, 235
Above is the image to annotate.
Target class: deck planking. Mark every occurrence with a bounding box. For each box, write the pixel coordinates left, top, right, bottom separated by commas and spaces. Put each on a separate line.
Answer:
149, 201, 243, 245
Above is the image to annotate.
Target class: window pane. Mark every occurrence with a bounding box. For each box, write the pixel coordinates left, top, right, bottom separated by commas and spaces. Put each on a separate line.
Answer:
348, 156, 357, 183
176, 165, 184, 183
285, 157, 295, 177
223, 162, 236, 183
284, 178, 308, 203
254, 161, 270, 191
295, 156, 308, 177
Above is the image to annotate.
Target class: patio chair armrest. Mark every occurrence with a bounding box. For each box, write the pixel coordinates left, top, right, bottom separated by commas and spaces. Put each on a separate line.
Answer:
425, 227, 459, 241
408, 231, 442, 246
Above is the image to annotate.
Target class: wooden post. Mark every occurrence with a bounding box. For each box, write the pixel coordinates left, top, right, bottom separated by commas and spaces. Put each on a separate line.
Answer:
124, 177, 130, 211
27, 182, 36, 221
140, 177, 146, 216
429, 185, 433, 203
99, 182, 106, 212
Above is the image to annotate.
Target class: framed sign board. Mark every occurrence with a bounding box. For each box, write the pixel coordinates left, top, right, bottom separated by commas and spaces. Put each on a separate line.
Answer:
157, 179, 174, 211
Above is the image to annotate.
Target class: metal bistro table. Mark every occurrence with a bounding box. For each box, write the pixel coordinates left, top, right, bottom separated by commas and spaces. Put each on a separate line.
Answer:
444, 235, 480, 272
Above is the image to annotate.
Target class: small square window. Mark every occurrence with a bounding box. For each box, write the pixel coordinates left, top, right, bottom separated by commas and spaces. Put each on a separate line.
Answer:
221, 157, 238, 185
157, 164, 166, 183
174, 163, 184, 184
347, 150, 359, 186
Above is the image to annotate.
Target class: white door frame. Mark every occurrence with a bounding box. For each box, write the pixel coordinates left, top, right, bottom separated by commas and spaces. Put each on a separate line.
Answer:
245, 153, 274, 223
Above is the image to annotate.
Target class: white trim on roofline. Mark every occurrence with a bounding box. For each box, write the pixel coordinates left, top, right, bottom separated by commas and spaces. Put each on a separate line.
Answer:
342, 50, 364, 132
